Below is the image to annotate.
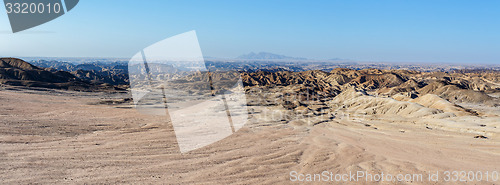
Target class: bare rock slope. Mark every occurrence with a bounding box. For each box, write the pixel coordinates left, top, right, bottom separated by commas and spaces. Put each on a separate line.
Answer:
0, 58, 119, 91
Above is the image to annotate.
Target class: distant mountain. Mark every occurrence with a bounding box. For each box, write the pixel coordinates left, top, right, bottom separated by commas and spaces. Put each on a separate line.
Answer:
30, 60, 129, 85
0, 58, 76, 83
30, 60, 75, 71
0, 58, 119, 91
237, 52, 307, 60
329, 58, 354, 61
30, 60, 128, 71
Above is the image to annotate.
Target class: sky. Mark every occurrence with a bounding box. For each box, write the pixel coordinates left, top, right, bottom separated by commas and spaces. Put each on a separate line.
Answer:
0, 0, 499, 64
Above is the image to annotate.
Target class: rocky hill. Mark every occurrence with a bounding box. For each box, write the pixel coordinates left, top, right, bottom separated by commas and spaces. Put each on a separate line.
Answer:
241, 68, 499, 129
0, 58, 119, 91
31, 60, 129, 85
241, 68, 500, 106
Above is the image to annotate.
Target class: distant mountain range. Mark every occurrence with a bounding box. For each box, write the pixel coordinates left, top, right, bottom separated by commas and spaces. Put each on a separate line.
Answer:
237, 52, 307, 60
30, 60, 129, 85
0, 58, 111, 91
1, 57, 499, 102
0, 58, 76, 84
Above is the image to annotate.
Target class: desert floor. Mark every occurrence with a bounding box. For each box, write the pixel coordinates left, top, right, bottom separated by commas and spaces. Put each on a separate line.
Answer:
0, 86, 499, 184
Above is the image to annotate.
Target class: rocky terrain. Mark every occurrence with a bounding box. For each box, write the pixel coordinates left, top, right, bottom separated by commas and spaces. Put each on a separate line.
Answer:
0, 58, 125, 91
242, 68, 500, 105
0, 58, 499, 184
30, 59, 129, 86
242, 68, 499, 136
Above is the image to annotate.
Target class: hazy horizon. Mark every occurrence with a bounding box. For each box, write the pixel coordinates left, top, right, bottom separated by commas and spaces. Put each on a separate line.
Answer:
7, 54, 500, 66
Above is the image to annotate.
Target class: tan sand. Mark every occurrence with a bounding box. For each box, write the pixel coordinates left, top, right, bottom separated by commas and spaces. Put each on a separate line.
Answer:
0, 87, 499, 184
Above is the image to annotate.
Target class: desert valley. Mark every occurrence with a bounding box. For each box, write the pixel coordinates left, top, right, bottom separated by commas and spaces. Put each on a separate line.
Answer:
0, 57, 499, 184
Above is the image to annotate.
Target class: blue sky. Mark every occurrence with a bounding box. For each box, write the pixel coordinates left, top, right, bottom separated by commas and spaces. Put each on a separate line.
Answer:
0, 0, 499, 64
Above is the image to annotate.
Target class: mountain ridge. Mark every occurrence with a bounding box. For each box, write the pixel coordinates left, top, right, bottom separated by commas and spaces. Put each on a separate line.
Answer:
0, 58, 120, 91
237, 52, 307, 60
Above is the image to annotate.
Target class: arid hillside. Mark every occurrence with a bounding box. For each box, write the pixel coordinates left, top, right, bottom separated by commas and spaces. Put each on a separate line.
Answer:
241, 68, 500, 106
0, 58, 124, 91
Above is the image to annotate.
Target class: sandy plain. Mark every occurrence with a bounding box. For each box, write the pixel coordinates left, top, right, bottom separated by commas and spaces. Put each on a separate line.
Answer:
0, 85, 499, 184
